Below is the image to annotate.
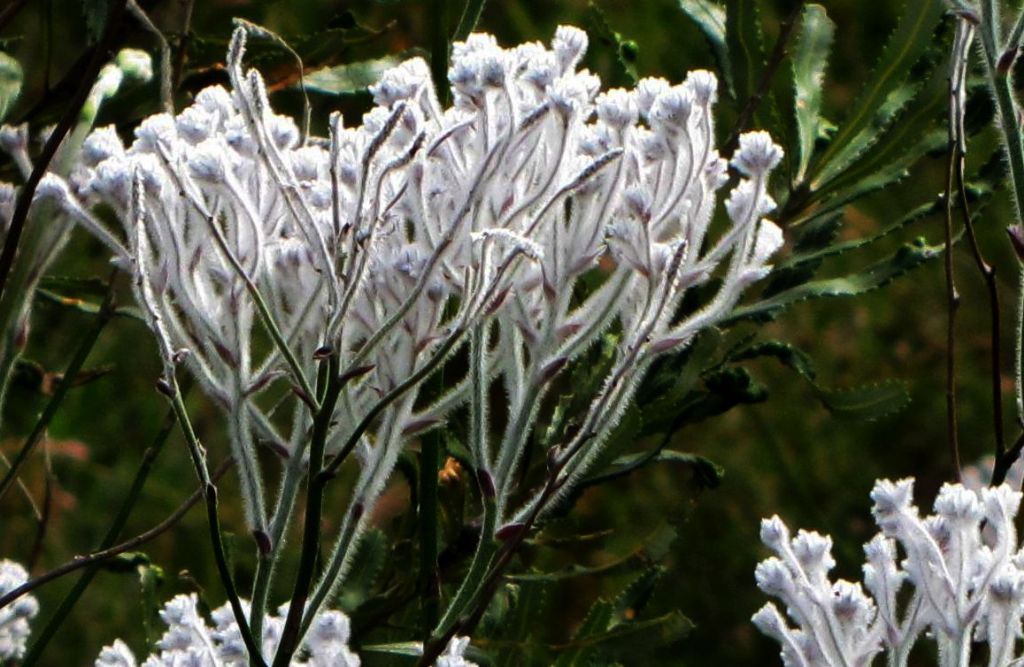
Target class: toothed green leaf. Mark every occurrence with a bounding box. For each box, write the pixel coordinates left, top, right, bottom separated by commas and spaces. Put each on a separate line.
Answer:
791, 4, 835, 182
814, 380, 911, 421
727, 237, 945, 323
808, 0, 945, 190
678, 0, 733, 94
725, 0, 765, 106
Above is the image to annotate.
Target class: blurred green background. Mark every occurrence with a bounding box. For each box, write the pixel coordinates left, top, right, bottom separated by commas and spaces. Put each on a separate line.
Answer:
0, 0, 1016, 664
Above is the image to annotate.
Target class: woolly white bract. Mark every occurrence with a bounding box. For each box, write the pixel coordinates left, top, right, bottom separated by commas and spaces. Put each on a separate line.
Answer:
93, 592, 475, 667
33, 23, 783, 645
754, 478, 1024, 667
0, 560, 37, 661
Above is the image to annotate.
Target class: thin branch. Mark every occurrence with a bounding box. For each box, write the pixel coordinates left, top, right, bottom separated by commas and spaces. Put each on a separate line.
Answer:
20, 391, 188, 665
0, 459, 231, 613
0, 272, 118, 503
171, 0, 196, 93
0, 0, 127, 300
126, 0, 173, 113
725, 1, 805, 152
944, 106, 962, 479
0, 0, 30, 34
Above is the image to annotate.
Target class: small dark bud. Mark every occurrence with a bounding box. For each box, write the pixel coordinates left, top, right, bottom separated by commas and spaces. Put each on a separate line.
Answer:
953, 7, 980, 24
313, 344, 334, 360
292, 384, 316, 409
253, 530, 272, 555
156, 377, 175, 397
477, 469, 496, 499
401, 417, 441, 437
495, 522, 527, 542
998, 46, 1019, 75
339, 364, 375, 385
351, 501, 364, 520
1008, 225, 1024, 262
172, 348, 191, 364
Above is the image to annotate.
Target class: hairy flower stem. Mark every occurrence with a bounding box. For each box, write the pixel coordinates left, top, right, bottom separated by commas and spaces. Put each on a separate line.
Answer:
164, 375, 266, 667
21, 394, 184, 665
273, 356, 344, 666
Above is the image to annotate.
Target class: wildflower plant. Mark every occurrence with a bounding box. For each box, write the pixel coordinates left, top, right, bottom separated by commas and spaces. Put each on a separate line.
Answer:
754, 479, 1024, 667
26, 23, 787, 662
0, 0, 968, 664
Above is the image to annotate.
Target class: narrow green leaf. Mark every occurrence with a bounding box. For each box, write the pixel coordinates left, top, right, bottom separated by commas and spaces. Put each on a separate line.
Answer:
725, 0, 765, 105
808, 0, 945, 190
727, 237, 945, 323
593, 450, 725, 490
586, 2, 639, 84
730, 340, 816, 380
678, 0, 733, 94
0, 52, 22, 123
814, 380, 911, 421
554, 599, 614, 667
304, 56, 401, 95
791, 4, 835, 182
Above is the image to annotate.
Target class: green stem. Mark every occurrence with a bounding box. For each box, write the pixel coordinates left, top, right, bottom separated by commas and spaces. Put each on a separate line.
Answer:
272, 356, 343, 667
0, 275, 117, 503
454, 0, 487, 41
430, 0, 451, 106
418, 429, 442, 639
165, 376, 266, 667
432, 497, 498, 636
20, 396, 183, 665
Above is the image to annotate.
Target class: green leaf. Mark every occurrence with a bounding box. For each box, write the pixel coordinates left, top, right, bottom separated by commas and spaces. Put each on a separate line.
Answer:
727, 236, 945, 324
592, 450, 725, 490
586, 2, 639, 84
495, 580, 550, 667
304, 56, 401, 95
791, 4, 835, 182
725, 0, 765, 106
678, 0, 732, 95
807, 0, 945, 190
554, 599, 614, 667
729, 340, 816, 380
0, 51, 22, 123
814, 380, 911, 421
337, 528, 387, 612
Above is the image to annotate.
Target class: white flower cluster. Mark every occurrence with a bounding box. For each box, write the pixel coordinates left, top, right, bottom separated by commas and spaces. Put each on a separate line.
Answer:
0, 560, 37, 662
41, 24, 783, 627
753, 479, 1024, 667
94, 593, 476, 667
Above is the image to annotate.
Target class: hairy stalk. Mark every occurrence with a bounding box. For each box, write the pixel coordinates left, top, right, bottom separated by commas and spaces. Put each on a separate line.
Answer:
272, 356, 344, 666
163, 374, 266, 667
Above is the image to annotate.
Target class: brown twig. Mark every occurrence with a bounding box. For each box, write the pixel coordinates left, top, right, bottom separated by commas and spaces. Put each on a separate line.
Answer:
725, 1, 805, 152
0, 0, 127, 300
171, 0, 196, 94
0, 458, 231, 612
943, 141, 962, 478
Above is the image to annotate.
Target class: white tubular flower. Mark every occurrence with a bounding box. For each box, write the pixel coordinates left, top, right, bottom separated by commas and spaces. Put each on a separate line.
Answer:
756, 479, 1024, 666
435, 636, 479, 667
95, 594, 361, 667
0, 560, 38, 662
732, 131, 784, 176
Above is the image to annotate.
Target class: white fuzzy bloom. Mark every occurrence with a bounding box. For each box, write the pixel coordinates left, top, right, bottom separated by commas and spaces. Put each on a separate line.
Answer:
0, 560, 38, 662
755, 478, 1024, 665
61, 27, 785, 637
